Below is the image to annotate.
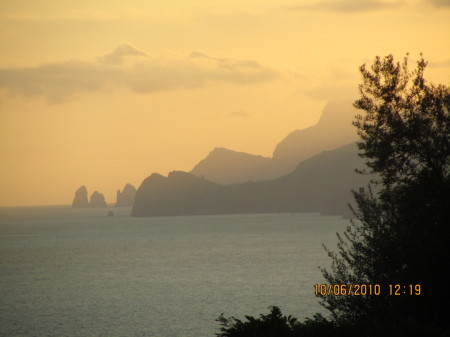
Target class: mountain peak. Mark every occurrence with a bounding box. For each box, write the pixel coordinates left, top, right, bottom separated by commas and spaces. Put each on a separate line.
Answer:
190, 146, 271, 184
115, 183, 137, 207
211, 147, 230, 153
189, 100, 359, 184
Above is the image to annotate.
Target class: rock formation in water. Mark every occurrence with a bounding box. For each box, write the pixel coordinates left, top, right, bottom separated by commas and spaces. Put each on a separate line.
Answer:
132, 142, 371, 217
72, 186, 90, 208
89, 191, 107, 208
115, 183, 137, 207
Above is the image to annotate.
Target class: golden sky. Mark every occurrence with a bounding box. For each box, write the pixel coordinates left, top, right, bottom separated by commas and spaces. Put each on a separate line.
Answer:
0, 0, 449, 206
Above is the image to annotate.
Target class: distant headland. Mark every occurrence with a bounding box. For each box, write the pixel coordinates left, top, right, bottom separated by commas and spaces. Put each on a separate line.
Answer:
72, 100, 370, 217
131, 100, 370, 217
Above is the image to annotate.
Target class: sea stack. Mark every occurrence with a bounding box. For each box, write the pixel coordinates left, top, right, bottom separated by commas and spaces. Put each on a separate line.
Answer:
115, 183, 137, 207
89, 191, 107, 208
72, 186, 90, 208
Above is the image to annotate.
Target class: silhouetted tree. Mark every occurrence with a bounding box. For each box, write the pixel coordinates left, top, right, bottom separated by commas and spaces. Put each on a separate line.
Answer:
216, 306, 351, 337
215, 54, 449, 336
320, 54, 450, 332
216, 306, 300, 337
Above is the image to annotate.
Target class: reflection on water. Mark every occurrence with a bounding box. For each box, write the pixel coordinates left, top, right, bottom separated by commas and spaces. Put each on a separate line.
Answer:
0, 207, 347, 337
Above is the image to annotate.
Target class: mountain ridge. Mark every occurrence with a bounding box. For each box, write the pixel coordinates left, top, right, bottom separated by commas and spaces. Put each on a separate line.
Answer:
132, 142, 370, 217
190, 99, 358, 184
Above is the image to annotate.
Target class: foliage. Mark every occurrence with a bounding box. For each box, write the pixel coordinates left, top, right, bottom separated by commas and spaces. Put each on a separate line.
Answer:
215, 54, 449, 336
353, 54, 449, 187
216, 306, 349, 337
320, 54, 450, 330
216, 305, 446, 337
216, 306, 300, 337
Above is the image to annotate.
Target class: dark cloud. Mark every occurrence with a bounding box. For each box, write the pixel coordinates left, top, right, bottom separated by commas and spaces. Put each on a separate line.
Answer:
429, 0, 450, 7
0, 60, 115, 103
228, 110, 250, 118
98, 43, 148, 65
304, 84, 356, 100
429, 58, 450, 67
0, 45, 278, 103
287, 0, 403, 13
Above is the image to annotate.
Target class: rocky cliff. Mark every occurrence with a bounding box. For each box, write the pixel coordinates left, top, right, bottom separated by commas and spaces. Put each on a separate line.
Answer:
132, 143, 371, 217
89, 191, 107, 208
189, 100, 359, 184
72, 186, 90, 208
115, 183, 137, 207
190, 147, 272, 184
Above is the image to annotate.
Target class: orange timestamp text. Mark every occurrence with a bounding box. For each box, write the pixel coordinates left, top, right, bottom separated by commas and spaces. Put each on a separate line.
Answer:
314, 284, 421, 296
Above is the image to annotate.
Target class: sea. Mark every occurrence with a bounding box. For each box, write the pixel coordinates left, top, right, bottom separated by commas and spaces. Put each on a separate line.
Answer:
0, 206, 349, 337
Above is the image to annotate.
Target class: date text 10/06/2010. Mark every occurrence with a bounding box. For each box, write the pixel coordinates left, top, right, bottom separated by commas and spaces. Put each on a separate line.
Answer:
314, 284, 421, 296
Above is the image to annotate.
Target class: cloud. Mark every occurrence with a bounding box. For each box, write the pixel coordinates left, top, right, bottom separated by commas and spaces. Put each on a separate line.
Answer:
429, 58, 450, 68
228, 110, 250, 118
98, 43, 148, 65
287, 0, 404, 12
428, 0, 450, 7
0, 45, 278, 103
303, 82, 357, 100
0, 60, 114, 103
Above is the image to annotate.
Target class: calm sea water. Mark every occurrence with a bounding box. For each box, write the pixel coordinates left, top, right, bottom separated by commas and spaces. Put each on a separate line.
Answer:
0, 206, 348, 337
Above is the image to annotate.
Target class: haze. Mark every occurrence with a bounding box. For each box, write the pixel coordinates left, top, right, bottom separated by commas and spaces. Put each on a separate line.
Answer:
0, 0, 449, 207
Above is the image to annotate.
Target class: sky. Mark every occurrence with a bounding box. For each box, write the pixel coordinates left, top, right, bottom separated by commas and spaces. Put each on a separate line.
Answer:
0, 0, 449, 207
